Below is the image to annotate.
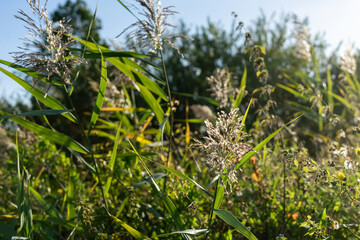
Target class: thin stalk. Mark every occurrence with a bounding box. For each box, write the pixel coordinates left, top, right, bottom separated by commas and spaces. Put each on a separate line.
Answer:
160, 49, 174, 193
63, 84, 108, 210
206, 177, 220, 239
281, 155, 286, 234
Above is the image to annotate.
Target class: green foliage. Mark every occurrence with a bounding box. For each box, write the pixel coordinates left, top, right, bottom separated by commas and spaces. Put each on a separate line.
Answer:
2, 1, 360, 240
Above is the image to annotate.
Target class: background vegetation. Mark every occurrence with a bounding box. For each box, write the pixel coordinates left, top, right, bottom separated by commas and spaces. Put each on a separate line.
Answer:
1, 0, 360, 239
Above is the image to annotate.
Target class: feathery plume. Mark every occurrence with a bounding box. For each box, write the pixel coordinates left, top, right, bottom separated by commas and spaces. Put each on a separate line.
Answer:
12, 0, 83, 86
294, 21, 311, 62
340, 45, 356, 75
192, 109, 251, 192
118, 0, 186, 57
207, 68, 237, 109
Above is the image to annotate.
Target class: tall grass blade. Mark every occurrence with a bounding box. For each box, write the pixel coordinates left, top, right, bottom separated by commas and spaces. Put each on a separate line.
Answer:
0, 109, 73, 120
128, 140, 192, 240
0, 111, 89, 154
29, 187, 60, 218
0, 60, 61, 86
72, 36, 168, 100
105, 209, 150, 240
326, 66, 334, 111
233, 66, 247, 109
16, 132, 33, 238
213, 209, 258, 240
242, 98, 253, 125
88, 56, 107, 136
0, 66, 77, 122
104, 123, 122, 196
236, 114, 302, 168
155, 229, 208, 238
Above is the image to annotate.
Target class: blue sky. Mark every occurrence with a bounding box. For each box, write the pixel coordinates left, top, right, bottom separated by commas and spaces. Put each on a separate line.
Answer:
1, 0, 360, 104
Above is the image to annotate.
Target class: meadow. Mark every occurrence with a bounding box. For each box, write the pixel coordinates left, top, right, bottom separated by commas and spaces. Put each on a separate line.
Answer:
1, 0, 360, 239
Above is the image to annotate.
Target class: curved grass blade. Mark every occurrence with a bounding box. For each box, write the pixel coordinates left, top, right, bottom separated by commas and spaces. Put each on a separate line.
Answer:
0, 66, 77, 123
72, 36, 168, 100
0, 60, 62, 86
105, 208, 150, 240
233, 66, 247, 109
326, 66, 334, 111
213, 209, 258, 240
88, 56, 107, 136
137, 84, 168, 133
0, 109, 72, 120
160, 115, 169, 146
277, 83, 308, 100
328, 92, 356, 111
116, 0, 140, 21
134, 173, 166, 189
29, 187, 60, 218
16, 133, 33, 237
213, 184, 224, 210
155, 229, 208, 238
67, 148, 96, 174
69, 48, 149, 59
128, 140, 191, 240
236, 114, 302, 168
0, 111, 89, 154
104, 122, 122, 197
156, 164, 213, 198
110, 58, 168, 101
241, 98, 253, 125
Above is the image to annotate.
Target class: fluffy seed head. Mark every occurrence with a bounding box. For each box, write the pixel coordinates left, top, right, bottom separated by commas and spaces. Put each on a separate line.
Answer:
207, 68, 237, 109
192, 109, 251, 191
12, 0, 83, 85
119, 0, 187, 57
340, 45, 356, 75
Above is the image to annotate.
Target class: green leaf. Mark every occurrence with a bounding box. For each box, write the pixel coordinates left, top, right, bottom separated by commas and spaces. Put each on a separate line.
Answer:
326, 66, 334, 111
72, 36, 168, 100
155, 229, 208, 238
69, 48, 149, 59
242, 98, 252, 125
213, 183, 225, 210
108, 213, 150, 240
116, 0, 140, 21
134, 173, 166, 189
67, 148, 96, 174
66, 167, 76, 221
157, 163, 213, 197
88, 56, 107, 135
233, 66, 247, 109
104, 123, 122, 196
236, 115, 302, 168
0, 59, 62, 85
0, 66, 77, 123
0, 111, 89, 154
109, 57, 168, 101
0, 109, 72, 120
160, 115, 169, 145
214, 209, 258, 240
16, 133, 32, 237
29, 187, 60, 218
137, 83, 168, 132
128, 140, 191, 240
320, 208, 327, 228
328, 92, 356, 111
277, 83, 308, 101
